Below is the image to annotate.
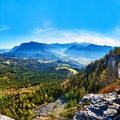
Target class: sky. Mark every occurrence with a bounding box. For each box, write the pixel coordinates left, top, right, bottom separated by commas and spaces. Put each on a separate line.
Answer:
0, 0, 120, 48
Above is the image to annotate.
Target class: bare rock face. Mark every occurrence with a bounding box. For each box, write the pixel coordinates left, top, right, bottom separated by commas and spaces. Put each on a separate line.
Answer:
74, 92, 120, 120
33, 99, 66, 119
0, 115, 14, 120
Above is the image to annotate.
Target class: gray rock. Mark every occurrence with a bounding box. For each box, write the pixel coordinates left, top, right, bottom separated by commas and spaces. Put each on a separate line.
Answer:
74, 92, 120, 120
33, 99, 66, 119
103, 108, 117, 116
0, 115, 14, 120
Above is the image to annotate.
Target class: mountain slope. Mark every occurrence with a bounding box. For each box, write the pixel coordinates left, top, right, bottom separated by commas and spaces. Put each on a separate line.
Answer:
4, 41, 58, 59
64, 47, 120, 101
50, 42, 78, 53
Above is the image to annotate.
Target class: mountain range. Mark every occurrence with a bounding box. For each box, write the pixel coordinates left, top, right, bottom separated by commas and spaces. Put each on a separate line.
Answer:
3, 41, 113, 68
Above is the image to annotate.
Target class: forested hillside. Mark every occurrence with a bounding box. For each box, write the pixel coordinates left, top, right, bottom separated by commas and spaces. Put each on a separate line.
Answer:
64, 47, 120, 102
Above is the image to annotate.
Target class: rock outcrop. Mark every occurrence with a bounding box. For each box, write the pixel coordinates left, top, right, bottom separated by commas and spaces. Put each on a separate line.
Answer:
74, 92, 120, 120
33, 99, 66, 119
0, 115, 14, 120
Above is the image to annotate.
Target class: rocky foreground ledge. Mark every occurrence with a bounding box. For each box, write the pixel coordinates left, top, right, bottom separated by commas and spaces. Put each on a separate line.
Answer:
74, 92, 120, 120
0, 114, 14, 120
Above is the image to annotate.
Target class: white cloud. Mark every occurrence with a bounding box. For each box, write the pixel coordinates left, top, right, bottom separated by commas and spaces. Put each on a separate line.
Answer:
29, 28, 120, 46
13, 27, 119, 48
32, 20, 54, 34
32, 27, 54, 34
68, 33, 120, 46
0, 25, 9, 31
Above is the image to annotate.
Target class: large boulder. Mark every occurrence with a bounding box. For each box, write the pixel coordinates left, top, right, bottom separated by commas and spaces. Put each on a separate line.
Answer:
74, 92, 120, 120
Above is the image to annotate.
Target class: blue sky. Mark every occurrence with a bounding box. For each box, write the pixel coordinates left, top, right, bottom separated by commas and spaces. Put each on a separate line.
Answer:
0, 0, 120, 48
